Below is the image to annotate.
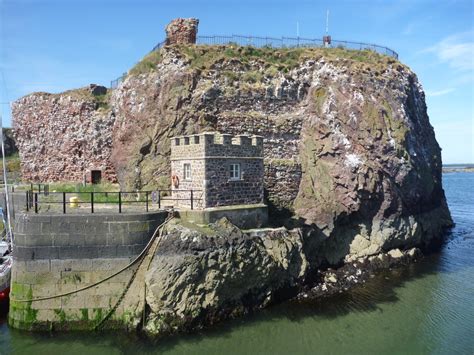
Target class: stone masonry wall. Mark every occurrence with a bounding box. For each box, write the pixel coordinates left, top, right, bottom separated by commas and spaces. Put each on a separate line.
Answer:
12, 91, 117, 183
215, 109, 303, 214
170, 159, 205, 209
9, 212, 167, 331
205, 158, 264, 207
165, 18, 199, 45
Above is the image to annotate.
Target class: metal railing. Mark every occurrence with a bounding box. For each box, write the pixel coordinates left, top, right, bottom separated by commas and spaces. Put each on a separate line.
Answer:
109, 35, 398, 88
25, 189, 202, 214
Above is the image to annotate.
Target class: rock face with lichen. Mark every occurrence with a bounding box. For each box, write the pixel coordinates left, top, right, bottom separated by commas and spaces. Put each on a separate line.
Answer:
109, 43, 452, 265
143, 218, 308, 335
12, 39, 452, 259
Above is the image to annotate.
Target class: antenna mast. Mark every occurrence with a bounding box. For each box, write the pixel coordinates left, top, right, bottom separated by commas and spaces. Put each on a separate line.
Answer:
326, 9, 329, 35
323, 9, 331, 48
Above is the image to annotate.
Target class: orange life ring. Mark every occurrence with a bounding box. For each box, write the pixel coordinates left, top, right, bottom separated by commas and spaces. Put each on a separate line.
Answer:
171, 174, 179, 188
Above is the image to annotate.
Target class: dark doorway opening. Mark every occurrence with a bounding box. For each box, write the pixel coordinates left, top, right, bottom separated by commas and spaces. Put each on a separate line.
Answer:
91, 170, 102, 184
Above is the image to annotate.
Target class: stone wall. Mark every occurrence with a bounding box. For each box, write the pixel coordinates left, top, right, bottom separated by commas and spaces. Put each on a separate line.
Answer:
205, 158, 264, 207
170, 133, 264, 208
9, 211, 167, 330
215, 107, 304, 215
12, 90, 117, 183
165, 18, 199, 45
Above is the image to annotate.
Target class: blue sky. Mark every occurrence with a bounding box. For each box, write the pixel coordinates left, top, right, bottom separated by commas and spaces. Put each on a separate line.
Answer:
1, 0, 473, 163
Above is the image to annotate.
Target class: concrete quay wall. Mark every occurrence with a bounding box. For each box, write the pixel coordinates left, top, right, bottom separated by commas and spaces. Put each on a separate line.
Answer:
9, 211, 168, 331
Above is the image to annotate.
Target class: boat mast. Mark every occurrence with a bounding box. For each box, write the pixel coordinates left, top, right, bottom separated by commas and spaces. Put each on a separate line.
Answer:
0, 114, 13, 248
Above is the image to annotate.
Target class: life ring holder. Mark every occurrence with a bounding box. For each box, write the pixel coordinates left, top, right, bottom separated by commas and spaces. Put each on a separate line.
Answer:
171, 175, 179, 188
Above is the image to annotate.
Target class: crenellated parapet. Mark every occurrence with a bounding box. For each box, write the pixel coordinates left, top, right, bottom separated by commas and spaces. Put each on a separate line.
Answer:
171, 132, 263, 161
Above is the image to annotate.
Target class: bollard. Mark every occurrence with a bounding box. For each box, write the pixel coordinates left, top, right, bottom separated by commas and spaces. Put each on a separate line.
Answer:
91, 192, 94, 213
34, 193, 38, 213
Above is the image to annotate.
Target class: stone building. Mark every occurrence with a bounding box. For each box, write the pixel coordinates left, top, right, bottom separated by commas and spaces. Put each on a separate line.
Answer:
170, 132, 265, 212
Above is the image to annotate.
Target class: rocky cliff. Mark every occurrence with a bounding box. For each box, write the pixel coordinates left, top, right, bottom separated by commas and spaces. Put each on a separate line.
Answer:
111, 43, 451, 262
13, 40, 452, 258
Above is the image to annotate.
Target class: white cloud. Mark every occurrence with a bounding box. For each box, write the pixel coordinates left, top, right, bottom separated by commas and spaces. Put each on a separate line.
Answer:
424, 30, 474, 72
425, 88, 455, 97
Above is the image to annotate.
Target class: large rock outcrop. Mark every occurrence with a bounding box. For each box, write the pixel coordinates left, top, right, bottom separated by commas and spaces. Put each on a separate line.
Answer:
109, 44, 452, 264
12, 20, 452, 290
143, 218, 308, 335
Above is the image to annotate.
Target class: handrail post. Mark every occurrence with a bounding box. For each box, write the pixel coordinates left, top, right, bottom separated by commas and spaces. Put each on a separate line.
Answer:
34, 192, 38, 213
190, 189, 194, 210
63, 192, 66, 214
145, 191, 149, 212
118, 192, 122, 213
26, 191, 29, 212
91, 192, 94, 213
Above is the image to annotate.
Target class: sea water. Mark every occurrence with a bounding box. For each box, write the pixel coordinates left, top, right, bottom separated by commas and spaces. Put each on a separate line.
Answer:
1, 172, 473, 354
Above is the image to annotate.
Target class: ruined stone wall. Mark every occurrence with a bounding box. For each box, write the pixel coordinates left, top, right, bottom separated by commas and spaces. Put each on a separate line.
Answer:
12, 89, 117, 183
165, 18, 199, 45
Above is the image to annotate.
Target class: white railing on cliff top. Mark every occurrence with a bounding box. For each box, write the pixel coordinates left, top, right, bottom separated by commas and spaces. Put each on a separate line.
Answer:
110, 35, 398, 89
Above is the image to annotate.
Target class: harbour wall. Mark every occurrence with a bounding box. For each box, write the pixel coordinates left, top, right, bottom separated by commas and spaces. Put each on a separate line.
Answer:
9, 211, 168, 330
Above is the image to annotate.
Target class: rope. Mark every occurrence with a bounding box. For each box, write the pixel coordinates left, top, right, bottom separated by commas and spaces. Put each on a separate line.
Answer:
93, 225, 166, 331
10, 214, 174, 303
94, 212, 173, 330
139, 217, 169, 329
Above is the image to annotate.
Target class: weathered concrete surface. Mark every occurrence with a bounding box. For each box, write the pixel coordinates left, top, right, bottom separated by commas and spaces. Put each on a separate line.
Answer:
177, 204, 268, 229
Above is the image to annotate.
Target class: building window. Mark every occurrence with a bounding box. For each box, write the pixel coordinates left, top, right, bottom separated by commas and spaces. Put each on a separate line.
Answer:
183, 163, 191, 180
230, 163, 241, 180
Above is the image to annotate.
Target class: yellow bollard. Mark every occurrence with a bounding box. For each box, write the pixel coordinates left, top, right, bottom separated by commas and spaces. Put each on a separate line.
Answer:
69, 196, 80, 208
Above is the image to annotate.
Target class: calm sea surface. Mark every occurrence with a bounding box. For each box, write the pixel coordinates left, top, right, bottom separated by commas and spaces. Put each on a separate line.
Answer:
1, 172, 473, 355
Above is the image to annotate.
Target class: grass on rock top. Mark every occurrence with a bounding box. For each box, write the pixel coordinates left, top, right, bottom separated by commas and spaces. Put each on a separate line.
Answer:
127, 43, 400, 77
